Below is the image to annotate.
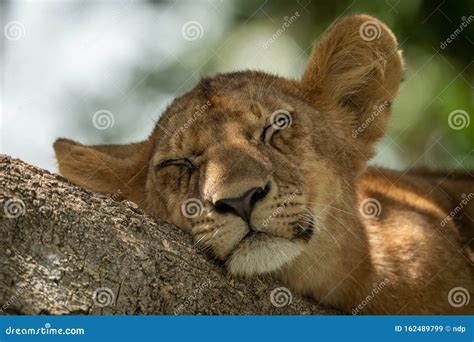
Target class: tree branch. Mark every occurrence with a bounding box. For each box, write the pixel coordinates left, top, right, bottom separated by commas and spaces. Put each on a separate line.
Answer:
0, 155, 340, 315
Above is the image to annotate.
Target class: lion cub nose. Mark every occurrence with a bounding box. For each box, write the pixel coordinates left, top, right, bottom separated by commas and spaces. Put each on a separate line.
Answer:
213, 183, 270, 223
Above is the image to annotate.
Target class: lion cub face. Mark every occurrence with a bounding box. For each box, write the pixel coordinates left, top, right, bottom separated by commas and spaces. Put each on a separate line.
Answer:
54, 15, 403, 277
144, 76, 340, 276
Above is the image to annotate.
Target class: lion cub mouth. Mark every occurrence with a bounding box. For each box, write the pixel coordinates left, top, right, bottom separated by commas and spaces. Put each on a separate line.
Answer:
226, 218, 314, 277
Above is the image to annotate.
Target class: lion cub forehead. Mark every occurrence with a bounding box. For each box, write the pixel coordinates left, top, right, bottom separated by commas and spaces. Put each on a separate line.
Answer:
158, 99, 269, 157
154, 74, 302, 155
166, 107, 264, 154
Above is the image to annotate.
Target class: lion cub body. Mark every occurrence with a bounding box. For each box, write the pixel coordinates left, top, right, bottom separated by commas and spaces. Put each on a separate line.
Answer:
54, 15, 473, 314
281, 168, 474, 314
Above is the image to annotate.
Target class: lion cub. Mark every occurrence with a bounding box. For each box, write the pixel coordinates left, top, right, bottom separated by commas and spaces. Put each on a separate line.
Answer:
54, 15, 473, 314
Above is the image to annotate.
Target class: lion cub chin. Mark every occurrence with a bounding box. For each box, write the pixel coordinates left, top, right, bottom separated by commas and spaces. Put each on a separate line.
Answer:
227, 233, 304, 277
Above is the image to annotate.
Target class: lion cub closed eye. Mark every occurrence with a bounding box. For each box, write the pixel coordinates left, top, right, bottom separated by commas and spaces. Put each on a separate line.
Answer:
54, 14, 474, 314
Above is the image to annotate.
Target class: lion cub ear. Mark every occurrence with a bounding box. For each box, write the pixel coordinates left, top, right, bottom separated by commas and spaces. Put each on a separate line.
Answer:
301, 14, 404, 146
53, 138, 153, 205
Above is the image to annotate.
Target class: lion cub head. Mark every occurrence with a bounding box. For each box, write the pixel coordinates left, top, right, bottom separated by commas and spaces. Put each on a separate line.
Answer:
54, 15, 403, 277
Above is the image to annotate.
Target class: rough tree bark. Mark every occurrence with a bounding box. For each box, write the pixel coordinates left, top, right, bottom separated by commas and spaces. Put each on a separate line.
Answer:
0, 155, 340, 315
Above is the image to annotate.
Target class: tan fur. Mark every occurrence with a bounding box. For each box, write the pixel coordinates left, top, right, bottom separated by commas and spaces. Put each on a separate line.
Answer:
54, 15, 474, 314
